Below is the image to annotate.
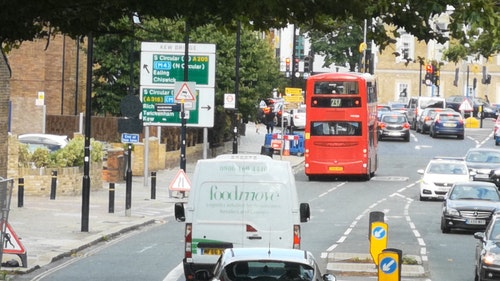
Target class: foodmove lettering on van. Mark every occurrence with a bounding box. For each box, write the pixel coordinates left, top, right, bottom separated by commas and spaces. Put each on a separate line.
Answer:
209, 185, 280, 201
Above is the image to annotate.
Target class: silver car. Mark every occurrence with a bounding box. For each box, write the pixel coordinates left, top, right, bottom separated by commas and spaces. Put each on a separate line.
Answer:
195, 247, 336, 281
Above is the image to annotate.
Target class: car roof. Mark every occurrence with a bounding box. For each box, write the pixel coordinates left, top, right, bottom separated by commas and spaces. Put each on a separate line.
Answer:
219, 248, 315, 267
466, 148, 500, 153
18, 134, 69, 145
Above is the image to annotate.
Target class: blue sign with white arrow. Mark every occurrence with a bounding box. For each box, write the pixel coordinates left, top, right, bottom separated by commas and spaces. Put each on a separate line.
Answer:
380, 256, 397, 274
372, 226, 387, 240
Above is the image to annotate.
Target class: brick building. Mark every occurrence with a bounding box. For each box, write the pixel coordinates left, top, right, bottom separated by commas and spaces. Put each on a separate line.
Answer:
7, 35, 87, 135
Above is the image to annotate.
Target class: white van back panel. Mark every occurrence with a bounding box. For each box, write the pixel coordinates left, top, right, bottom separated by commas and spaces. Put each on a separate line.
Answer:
186, 155, 300, 264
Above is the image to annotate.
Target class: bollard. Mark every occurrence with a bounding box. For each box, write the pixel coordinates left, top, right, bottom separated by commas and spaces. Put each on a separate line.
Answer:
18, 178, 24, 208
151, 171, 156, 200
109, 183, 115, 213
50, 170, 57, 200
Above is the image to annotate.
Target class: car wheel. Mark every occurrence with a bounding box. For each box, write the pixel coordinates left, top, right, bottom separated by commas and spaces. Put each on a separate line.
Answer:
496, 140, 499, 146
416, 125, 421, 133
419, 195, 427, 201
405, 135, 410, 142
458, 134, 464, 140
440, 218, 450, 233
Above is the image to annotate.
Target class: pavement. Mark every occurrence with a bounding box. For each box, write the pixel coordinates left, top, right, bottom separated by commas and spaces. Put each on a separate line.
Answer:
1, 122, 426, 279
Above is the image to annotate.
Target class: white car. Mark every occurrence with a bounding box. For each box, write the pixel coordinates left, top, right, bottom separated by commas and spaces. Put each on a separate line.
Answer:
195, 247, 336, 281
289, 106, 306, 129
418, 157, 472, 201
18, 133, 69, 152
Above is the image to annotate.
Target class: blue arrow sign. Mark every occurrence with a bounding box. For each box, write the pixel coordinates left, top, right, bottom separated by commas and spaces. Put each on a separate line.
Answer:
380, 257, 397, 274
372, 226, 386, 240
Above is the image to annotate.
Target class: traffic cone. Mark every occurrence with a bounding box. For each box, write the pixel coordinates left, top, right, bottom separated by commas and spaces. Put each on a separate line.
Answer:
283, 137, 290, 156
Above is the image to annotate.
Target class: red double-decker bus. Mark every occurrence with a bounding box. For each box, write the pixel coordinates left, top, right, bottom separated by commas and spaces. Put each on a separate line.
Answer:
304, 72, 378, 180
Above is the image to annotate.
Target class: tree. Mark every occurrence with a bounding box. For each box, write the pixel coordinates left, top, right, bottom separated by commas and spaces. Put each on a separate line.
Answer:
1, 1, 498, 60
91, 17, 284, 145
303, 17, 364, 72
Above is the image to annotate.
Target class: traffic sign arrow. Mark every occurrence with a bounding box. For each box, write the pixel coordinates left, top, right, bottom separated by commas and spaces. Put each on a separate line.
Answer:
143, 64, 150, 74
201, 105, 212, 111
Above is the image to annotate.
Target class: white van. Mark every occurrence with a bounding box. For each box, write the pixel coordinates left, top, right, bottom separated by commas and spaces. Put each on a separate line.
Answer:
406, 96, 446, 129
174, 154, 310, 280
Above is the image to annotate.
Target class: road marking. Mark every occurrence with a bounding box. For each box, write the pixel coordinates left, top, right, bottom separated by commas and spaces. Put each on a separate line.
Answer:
163, 262, 183, 281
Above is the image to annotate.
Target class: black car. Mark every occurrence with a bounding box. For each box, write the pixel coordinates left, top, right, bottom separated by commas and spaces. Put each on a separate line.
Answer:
465, 148, 500, 187
377, 113, 410, 142
446, 95, 499, 119
441, 182, 500, 234
474, 212, 500, 281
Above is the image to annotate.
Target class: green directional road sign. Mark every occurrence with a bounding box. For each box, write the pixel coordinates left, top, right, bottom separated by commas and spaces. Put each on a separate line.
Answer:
140, 42, 216, 88
141, 87, 214, 128
151, 54, 209, 85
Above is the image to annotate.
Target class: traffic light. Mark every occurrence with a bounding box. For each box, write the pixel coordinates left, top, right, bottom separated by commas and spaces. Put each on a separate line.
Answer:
285, 57, 290, 72
425, 64, 434, 74
432, 70, 440, 86
304, 56, 312, 73
293, 58, 299, 73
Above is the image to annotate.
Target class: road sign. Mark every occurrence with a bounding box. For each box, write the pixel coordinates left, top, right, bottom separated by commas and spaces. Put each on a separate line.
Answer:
140, 42, 216, 88
174, 82, 196, 102
378, 248, 402, 281
121, 133, 140, 143
2, 222, 26, 255
224, 93, 236, 109
459, 99, 473, 111
169, 169, 191, 191
285, 87, 302, 96
141, 87, 214, 127
155, 103, 181, 112
370, 221, 388, 265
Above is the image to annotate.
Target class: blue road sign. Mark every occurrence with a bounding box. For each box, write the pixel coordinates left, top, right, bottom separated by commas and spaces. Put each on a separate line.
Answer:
372, 226, 387, 240
121, 133, 140, 143
380, 256, 397, 274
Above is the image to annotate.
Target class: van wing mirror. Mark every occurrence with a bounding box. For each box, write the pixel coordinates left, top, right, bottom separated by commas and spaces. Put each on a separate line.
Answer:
300, 203, 310, 222
174, 202, 185, 222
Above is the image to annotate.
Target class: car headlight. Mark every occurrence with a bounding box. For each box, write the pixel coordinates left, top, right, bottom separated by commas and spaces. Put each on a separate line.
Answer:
494, 170, 500, 176
445, 207, 459, 216
483, 252, 500, 266
478, 169, 493, 174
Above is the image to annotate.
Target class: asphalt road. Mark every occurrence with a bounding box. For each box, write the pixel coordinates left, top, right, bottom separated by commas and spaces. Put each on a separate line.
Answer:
12, 119, 497, 281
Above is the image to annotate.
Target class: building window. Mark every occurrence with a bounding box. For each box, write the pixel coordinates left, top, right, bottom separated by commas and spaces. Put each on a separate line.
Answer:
396, 83, 409, 102
395, 32, 414, 63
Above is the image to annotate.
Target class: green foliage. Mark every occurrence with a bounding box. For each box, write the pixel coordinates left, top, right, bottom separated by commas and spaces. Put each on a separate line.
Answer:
92, 18, 286, 146
18, 136, 104, 168
0, 1, 498, 60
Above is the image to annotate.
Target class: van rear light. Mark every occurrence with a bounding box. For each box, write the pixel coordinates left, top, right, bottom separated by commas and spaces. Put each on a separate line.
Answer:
246, 224, 258, 232
293, 225, 301, 249
185, 223, 192, 258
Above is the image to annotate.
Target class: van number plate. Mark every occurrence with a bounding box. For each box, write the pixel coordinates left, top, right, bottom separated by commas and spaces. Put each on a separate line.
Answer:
202, 248, 224, 255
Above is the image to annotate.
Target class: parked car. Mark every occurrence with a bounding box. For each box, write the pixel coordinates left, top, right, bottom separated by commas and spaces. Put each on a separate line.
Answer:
377, 105, 391, 120
377, 113, 410, 142
406, 96, 446, 130
18, 133, 69, 152
429, 111, 465, 139
445, 95, 499, 119
195, 247, 337, 281
465, 148, 500, 187
289, 106, 306, 130
441, 182, 500, 233
415, 108, 455, 134
474, 212, 500, 281
418, 157, 472, 201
